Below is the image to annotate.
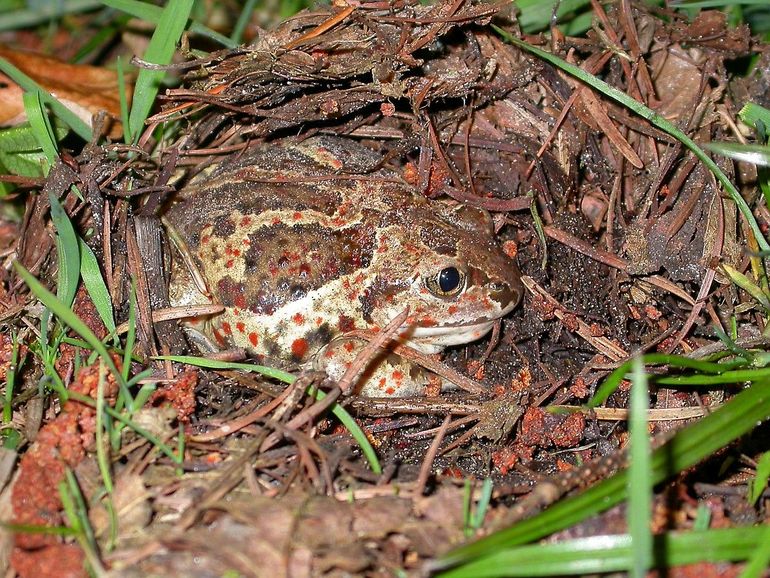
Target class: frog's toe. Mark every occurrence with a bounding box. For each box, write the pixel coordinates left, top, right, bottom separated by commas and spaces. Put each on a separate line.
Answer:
315, 336, 435, 397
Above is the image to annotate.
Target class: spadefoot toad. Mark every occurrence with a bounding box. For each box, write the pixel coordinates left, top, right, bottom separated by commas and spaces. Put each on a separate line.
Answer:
166, 137, 522, 396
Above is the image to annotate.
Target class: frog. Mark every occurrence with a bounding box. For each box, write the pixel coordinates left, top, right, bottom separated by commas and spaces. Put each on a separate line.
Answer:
165, 136, 523, 396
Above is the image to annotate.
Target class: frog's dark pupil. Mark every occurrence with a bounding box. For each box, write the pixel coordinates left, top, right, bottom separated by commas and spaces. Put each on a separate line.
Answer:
438, 267, 461, 293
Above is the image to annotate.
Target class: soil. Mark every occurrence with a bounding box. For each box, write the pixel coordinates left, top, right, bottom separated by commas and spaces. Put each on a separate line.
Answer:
1, 1, 769, 576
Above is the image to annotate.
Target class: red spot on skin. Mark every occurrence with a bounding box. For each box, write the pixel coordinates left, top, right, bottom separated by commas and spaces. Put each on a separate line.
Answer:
233, 309, 240, 316
201, 235, 210, 245
236, 322, 245, 333
291, 338, 309, 359
447, 305, 458, 315
316, 317, 324, 326
272, 217, 281, 225
249, 333, 259, 347
338, 315, 355, 333
232, 249, 241, 257
234, 294, 247, 310
385, 387, 395, 395
298, 263, 311, 276
378, 377, 387, 388
222, 322, 232, 335
343, 341, 355, 352
392, 370, 403, 381
226, 259, 234, 268
243, 238, 250, 246
213, 328, 226, 346
293, 212, 302, 221
240, 216, 251, 226
292, 313, 305, 325
332, 217, 346, 227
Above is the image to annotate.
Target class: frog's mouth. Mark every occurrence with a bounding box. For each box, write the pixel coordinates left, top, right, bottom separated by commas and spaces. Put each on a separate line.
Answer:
403, 319, 497, 353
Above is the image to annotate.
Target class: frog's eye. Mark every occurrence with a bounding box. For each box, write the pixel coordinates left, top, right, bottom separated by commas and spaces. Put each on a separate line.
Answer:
425, 266, 466, 298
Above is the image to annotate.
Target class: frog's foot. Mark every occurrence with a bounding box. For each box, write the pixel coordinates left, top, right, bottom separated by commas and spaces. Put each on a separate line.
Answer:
314, 336, 441, 397
182, 326, 221, 354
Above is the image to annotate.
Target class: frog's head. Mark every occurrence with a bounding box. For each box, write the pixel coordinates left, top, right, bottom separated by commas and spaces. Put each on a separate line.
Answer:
364, 203, 523, 352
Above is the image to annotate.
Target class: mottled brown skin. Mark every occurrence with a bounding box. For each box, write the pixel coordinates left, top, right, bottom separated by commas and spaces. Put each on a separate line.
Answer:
166, 137, 523, 396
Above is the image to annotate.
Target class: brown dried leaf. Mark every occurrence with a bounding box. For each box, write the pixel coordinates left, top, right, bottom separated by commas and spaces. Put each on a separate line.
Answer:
0, 44, 132, 137
90, 472, 152, 542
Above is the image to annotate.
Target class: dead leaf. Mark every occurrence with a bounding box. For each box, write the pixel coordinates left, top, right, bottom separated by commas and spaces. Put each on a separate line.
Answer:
90, 472, 152, 542
0, 44, 133, 138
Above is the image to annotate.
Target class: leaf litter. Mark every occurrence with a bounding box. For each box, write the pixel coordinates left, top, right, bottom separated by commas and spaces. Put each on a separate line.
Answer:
1, 1, 769, 576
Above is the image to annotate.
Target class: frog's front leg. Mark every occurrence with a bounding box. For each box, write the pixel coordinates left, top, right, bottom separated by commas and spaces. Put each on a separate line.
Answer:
314, 336, 442, 397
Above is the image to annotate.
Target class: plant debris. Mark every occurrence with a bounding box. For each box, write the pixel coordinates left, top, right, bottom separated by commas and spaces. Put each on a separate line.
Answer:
1, 0, 770, 576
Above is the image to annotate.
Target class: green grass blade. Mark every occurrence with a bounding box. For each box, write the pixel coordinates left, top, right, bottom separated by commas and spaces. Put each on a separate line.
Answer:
95, 361, 114, 494
653, 366, 770, 385
0, 0, 102, 31
60, 469, 106, 575
748, 451, 770, 505
22, 92, 58, 169
48, 193, 81, 309
230, 0, 258, 44
0, 122, 68, 177
125, 0, 194, 144
155, 354, 382, 473
78, 238, 116, 333
706, 142, 770, 167
122, 280, 137, 384
739, 525, 770, 578
438, 527, 769, 577
0, 58, 92, 141
515, 0, 591, 33
433, 380, 770, 570
101, 0, 236, 49
66, 389, 180, 462
493, 27, 770, 254
116, 55, 131, 145
692, 504, 712, 531
154, 354, 296, 383
462, 481, 473, 536
13, 262, 125, 389
312, 387, 381, 474
588, 353, 749, 408
3, 333, 20, 424
472, 478, 494, 530
628, 357, 652, 577
739, 102, 770, 131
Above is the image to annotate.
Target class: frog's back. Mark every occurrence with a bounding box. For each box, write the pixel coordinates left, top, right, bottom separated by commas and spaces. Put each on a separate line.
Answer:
167, 137, 418, 244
